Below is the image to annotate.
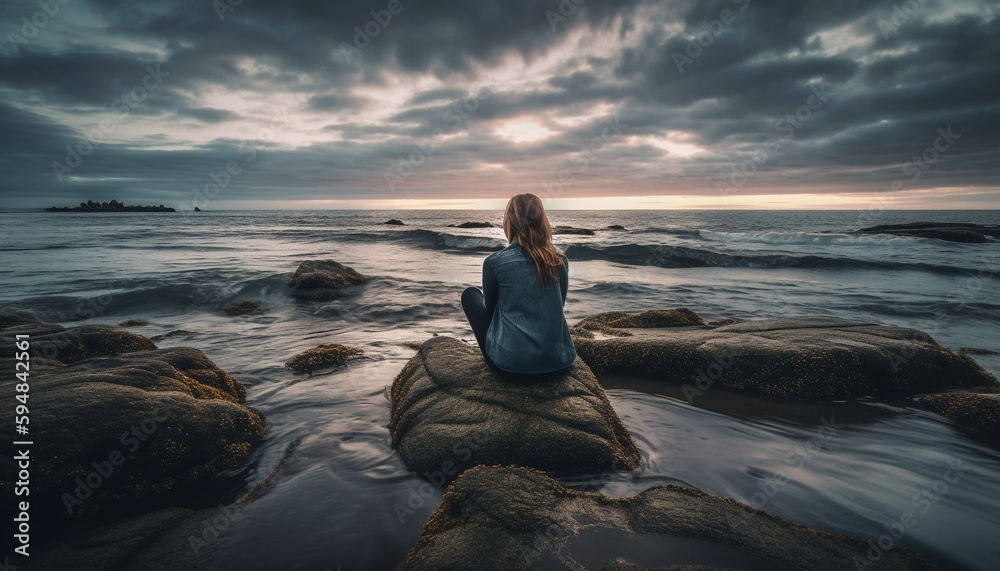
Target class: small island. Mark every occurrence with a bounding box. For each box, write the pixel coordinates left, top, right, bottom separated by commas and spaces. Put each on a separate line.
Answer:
47, 199, 176, 212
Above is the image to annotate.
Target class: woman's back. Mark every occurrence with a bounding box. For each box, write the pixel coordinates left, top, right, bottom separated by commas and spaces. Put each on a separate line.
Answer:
483, 242, 576, 373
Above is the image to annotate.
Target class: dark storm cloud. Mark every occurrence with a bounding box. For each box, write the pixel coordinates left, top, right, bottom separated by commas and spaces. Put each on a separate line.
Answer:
306, 93, 370, 112
175, 107, 241, 123
0, 0, 997, 208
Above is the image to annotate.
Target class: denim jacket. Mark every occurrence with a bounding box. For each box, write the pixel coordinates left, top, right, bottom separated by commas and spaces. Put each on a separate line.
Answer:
483, 242, 577, 373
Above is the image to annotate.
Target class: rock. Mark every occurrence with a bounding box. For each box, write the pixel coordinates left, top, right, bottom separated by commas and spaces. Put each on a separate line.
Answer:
572, 310, 1000, 400
285, 344, 362, 373
553, 225, 596, 236
118, 319, 148, 327
960, 347, 1000, 356
573, 309, 705, 338
149, 329, 195, 342
288, 260, 369, 301
194, 206, 202, 212
28, 324, 157, 364
449, 221, 494, 228
33, 446, 289, 570
32, 508, 219, 571
708, 318, 744, 327
0, 313, 40, 329
856, 222, 1000, 243
223, 300, 265, 316
385, 219, 406, 225
0, 334, 265, 527
390, 336, 640, 476
922, 388, 1000, 442
400, 466, 940, 571
606, 225, 626, 230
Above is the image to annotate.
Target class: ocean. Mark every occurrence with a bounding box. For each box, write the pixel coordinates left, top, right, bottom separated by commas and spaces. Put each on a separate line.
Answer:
2, 209, 999, 569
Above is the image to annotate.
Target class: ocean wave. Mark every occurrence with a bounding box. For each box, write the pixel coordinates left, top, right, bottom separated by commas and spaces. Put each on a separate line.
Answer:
336, 229, 506, 252
564, 243, 978, 275
699, 231, 906, 246
631, 227, 703, 237
434, 232, 507, 251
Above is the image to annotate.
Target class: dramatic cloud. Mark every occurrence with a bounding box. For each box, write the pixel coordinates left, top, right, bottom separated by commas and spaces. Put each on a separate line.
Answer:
0, 0, 997, 209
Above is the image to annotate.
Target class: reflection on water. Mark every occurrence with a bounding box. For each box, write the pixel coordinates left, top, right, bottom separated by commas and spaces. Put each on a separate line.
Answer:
560, 527, 789, 571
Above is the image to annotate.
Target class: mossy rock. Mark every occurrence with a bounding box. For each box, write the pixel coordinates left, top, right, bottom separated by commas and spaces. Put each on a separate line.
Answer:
223, 300, 265, 316
390, 337, 640, 477
0, 343, 265, 527
288, 260, 368, 301
28, 324, 157, 364
285, 344, 362, 373
400, 466, 941, 571
573, 313, 999, 400
922, 387, 1000, 443
573, 308, 705, 338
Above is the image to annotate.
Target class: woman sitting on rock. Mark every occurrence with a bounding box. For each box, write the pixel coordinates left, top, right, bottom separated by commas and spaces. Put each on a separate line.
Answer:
461, 193, 577, 374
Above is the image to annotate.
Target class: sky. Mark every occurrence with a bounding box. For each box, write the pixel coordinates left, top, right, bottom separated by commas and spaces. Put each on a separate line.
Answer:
0, 0, 998, 210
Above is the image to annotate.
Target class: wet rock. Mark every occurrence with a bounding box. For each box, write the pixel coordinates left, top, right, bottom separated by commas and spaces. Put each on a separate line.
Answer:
572, 309, 705, 338
118, 319, 149, 327
390, 336, 640, 476
0, 313, 40, 329
288, 260, 369, 301
285, 344, 362, 373
400, 466, 939, 571
922, 388, 1000, 442
32, 508, 218, 571
385, 219, 406, 225
959, 347, 1000, 356
29, 324, 157, 364
33, 447, 289, 570
553, 225, 596, 236
223, 300, 265, 316
150, 329, 195, 342
572, 311, 999, 400
856, 222, 1000, 243
0, 341, 265, 527
449, 221, 494, 228
708, 318, 744, 327
606, 225, 626, 230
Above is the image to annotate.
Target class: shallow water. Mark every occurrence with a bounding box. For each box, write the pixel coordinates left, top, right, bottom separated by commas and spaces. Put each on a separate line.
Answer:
1, 209, 998, 569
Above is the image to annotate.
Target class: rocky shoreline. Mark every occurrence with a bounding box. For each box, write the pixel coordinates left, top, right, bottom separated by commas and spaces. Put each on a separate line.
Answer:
7, 258, 999, 568
390, 306, 998, 569
0, 314, 266, 567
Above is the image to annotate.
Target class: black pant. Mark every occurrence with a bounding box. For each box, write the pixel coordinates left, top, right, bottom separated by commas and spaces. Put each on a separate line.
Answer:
461, 287, 497, 368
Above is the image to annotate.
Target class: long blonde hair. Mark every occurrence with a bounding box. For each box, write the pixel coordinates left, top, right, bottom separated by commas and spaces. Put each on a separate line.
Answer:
502, 193, 565, 288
